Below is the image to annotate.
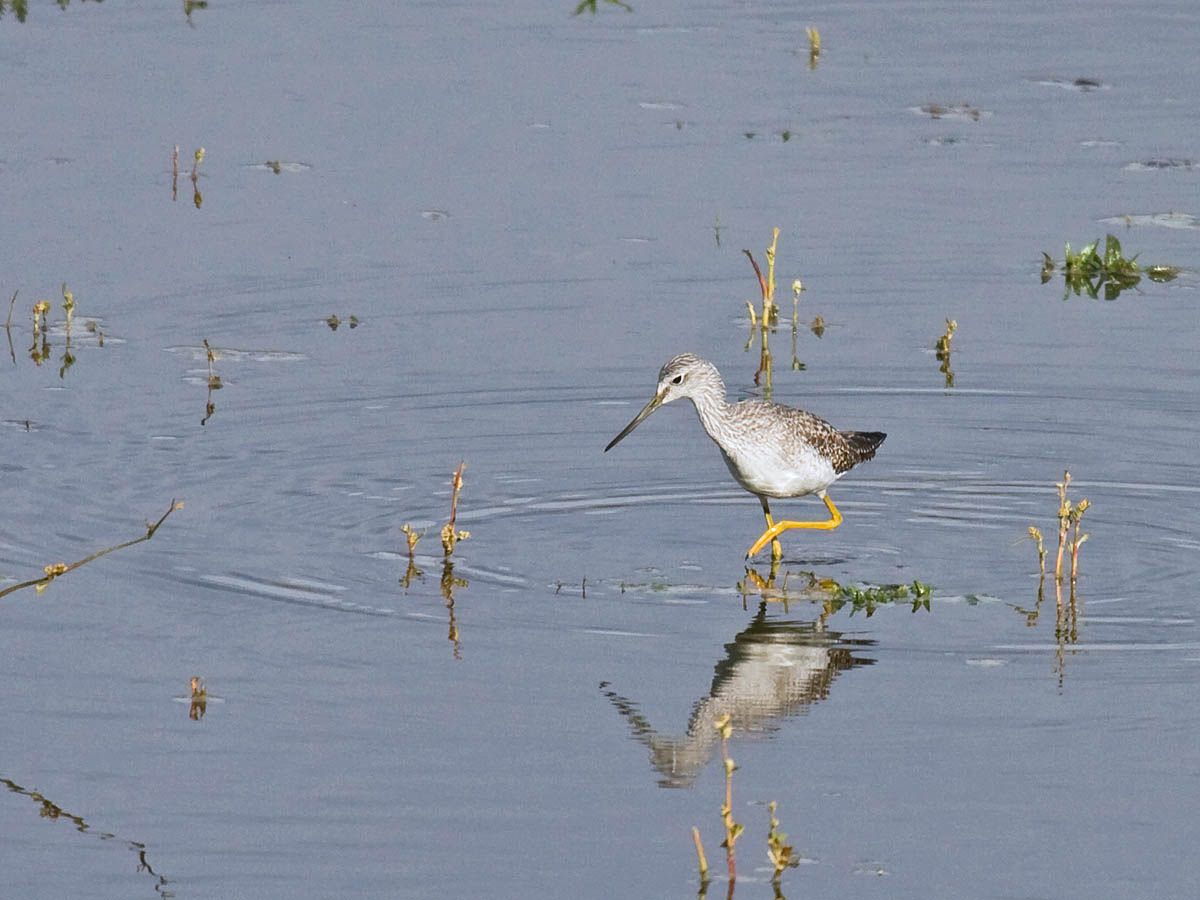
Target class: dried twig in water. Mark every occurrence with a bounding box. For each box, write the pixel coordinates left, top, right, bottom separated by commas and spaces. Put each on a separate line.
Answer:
0, 501, 184, 599
743, 249, 767, 307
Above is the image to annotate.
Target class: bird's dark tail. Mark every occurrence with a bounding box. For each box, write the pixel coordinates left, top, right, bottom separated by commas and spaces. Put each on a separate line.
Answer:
841, 430, 886, 464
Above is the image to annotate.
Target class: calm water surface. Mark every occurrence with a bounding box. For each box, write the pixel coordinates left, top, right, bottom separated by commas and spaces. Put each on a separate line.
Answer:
3, 1, 1199, 898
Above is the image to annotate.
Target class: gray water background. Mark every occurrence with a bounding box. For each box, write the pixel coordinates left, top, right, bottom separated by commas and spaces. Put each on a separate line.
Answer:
3, 1, 1199, 898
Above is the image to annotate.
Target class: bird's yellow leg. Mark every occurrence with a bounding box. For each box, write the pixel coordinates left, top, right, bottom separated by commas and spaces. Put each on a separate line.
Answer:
752, 497, 785, 561
746, 493, 843, 559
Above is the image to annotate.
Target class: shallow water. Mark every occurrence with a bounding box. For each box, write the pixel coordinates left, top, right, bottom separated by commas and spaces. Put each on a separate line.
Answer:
3, 1, 1199, 898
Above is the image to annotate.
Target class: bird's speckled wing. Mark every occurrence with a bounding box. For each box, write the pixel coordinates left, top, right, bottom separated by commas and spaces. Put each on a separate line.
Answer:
729, 400, 873, 474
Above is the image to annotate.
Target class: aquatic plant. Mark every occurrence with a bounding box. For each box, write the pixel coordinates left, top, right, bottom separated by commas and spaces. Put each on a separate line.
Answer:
401, 523, 423, 555
191, 147, 205, 208
1042, 233, 1179, 300
1053, 471, 1089, 589
805, 26, 821, 69
743, 228, 790, 397
573, 0, 631, 14
1026, 525, 1047, 584
31, 299, 50, 333
60, 282, 75, 332
934, 318, 956, 388
399, 523, 425, 587
201, 339, 221, 426
714, 713, 743, 882
1019, 472, 1091, 662
441, 559, 466, 659
189, 676, 208, 720
27, 297, 51, 365
58, 283, 76, 377
325, 314, 360, 331
744, 228, 781, 326
5, 290, 17, 364
740, 564, 933, 617
172, 145, 205, 207
934, 318, 955, 357
766, 801, 799, 884
440, 461, 470, 555
839, 580, 932, 614
788, 280, 810, 370
691, 826, 710, 889
0, 501, 183, 599
2, 0, 106, 23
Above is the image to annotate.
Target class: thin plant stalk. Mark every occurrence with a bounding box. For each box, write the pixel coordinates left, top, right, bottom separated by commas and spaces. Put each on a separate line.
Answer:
0, 501, 183, 599
440, 461, 470, 555
1069, 499, 1090, 588
714, 714, 742, 883
691, 826, 710, 888
1054, 472, 1071, 583
1027, 525, 1046, 584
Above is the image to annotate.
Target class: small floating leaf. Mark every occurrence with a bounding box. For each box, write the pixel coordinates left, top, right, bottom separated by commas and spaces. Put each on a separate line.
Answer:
1146, 265, 1180, 282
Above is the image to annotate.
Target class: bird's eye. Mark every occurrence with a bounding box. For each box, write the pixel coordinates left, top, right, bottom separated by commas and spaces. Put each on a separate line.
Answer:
671, 375, 683, 384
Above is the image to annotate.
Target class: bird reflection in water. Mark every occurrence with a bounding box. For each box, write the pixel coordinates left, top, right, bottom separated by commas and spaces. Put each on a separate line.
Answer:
602, 573, 876, 788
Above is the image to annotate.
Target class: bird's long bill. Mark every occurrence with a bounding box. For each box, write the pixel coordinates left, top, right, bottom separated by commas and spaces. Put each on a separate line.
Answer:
604, 393, 663, 452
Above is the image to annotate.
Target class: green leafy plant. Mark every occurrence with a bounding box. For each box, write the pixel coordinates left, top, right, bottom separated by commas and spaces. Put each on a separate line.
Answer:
573, 0, 631, 14
1042, 233, 1179, 300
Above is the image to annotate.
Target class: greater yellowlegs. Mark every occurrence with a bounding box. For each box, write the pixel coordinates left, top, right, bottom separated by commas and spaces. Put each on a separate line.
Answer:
604, 353, 885, 559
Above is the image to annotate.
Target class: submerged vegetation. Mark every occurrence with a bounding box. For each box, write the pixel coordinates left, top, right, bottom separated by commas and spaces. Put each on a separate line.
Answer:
741, 565, 933, 617
1041, 233, 1179, 300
